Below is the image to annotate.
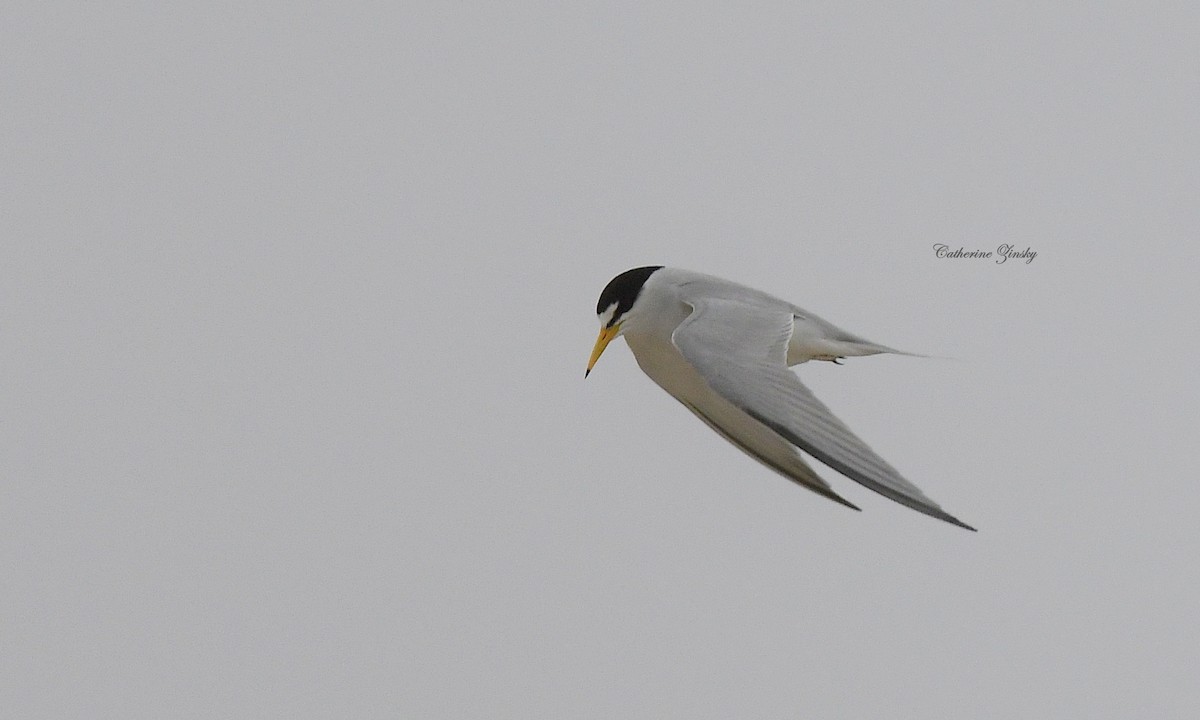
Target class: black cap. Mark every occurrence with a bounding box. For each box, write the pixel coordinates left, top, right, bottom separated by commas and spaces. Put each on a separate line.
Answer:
596, 266, 664, 326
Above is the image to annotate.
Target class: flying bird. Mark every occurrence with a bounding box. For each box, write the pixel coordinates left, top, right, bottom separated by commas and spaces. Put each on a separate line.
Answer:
586, 266, 974, 531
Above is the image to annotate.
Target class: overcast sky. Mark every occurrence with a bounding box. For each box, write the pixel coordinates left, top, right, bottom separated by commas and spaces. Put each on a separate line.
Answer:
4, 2, 1199, 718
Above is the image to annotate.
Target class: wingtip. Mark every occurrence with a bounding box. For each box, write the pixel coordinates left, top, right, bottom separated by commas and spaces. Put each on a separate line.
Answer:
944, 515, 978, 532
825, 492, 862, 513
926, 504, 976, 531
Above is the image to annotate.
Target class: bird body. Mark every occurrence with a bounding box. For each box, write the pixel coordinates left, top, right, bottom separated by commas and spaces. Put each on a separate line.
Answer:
588, 266, 974, 531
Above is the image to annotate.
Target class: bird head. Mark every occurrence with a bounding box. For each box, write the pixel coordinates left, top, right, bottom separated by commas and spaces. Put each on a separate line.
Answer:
586, 266, 663, 377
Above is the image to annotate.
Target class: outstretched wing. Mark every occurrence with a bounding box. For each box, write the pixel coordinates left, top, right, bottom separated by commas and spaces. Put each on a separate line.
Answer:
674, 395, 862, 513
671, 295, 974, 531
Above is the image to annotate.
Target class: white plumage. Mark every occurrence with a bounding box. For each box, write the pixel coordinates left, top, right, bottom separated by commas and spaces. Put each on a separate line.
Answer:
589, 267, 974, 531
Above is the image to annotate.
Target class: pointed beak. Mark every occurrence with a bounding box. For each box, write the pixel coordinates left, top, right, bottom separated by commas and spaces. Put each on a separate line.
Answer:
585, 324, 620, 378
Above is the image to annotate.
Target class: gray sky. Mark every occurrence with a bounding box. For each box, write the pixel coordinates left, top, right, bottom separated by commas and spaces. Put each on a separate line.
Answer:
4, 2, 1199, 718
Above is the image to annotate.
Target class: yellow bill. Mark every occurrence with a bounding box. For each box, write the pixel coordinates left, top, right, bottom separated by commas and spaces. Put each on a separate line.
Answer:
585, 324, 620, 377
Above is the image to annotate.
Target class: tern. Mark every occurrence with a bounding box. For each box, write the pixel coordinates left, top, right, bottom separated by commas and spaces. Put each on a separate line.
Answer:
586, 266, 974, 531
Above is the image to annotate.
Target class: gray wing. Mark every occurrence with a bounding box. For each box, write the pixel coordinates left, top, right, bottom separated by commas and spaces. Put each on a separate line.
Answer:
674, 395, 863, 513
671, 295, 975, 531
